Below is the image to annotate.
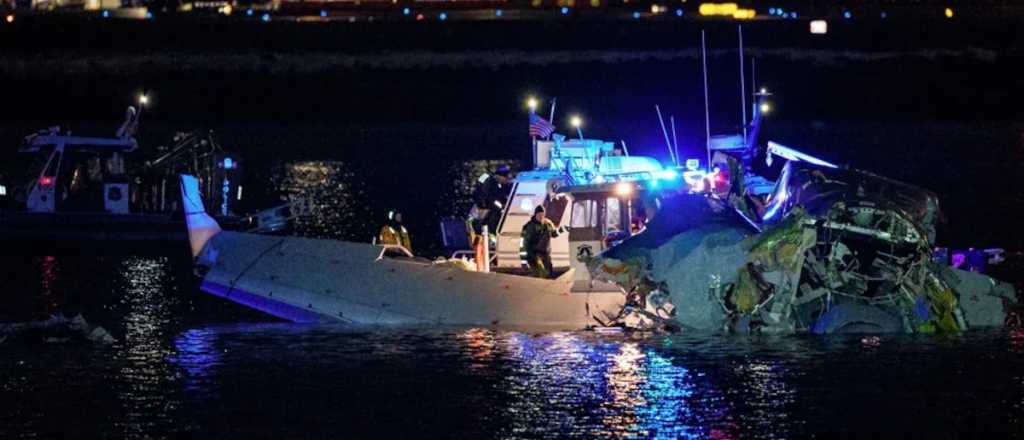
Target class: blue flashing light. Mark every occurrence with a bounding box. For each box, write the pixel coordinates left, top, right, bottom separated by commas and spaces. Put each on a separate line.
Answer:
632, 11, 640, 19
768, 7, 776, 15
654, 169, 679, 180
880, 11, 887, 19
101, 10, 109, 17
776, 9, 784, 16
495, 9, 502, 17
843, 11, 851, 19
790, 12, 798, 18
403, 7, 410, 15
246, 8, 253, 16
649, 178, 659, 189
439, 12, 447, 20
223, 157, 236, 169
561, 6, 569, 15
261, 12, 270, 22
145, 11, 153, 19
320, 10, 327, 17
675, 8, 683, 17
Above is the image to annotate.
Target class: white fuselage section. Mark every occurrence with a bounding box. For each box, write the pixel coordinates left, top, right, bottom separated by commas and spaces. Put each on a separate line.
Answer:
197, 232, 624, 327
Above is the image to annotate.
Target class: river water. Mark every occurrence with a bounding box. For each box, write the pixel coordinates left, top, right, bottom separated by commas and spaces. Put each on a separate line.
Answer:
2, 255, 1023, 439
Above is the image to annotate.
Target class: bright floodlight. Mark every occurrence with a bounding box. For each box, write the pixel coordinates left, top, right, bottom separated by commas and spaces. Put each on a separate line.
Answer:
615, 182, 633, 197
570, 115, 582, 128
810, 20, 828, 34
5, 14, 13, 23
760, 102, 771, 114
527, 97, 538, 112
139, 94, 149, 105
944, 7, 954, 18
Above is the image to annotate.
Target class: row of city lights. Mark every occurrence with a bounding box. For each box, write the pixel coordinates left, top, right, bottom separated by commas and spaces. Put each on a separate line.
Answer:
1, 6, 960, 23
217, 5, 957, 22
835, 7, 954, 20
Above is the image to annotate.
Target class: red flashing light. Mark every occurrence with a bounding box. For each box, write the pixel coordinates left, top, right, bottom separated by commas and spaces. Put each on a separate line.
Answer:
416, 13, 424, 20
39, 176, 54, 186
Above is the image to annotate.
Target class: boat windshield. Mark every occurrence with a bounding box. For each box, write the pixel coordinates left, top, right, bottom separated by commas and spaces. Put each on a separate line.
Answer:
570, 199, 598, 229
605, 197, 623, 233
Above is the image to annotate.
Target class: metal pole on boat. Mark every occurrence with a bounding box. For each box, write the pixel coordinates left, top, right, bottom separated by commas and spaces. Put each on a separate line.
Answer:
751, 57, 757, 119
702, 30, 712, 171
620, 140, 630, 156
482, 225, 491, 273
670, 116, 680, 166
548, 98, 557, 140
655, 105, 676, 166
571, 115, 584, 140
738, 25, 748, 145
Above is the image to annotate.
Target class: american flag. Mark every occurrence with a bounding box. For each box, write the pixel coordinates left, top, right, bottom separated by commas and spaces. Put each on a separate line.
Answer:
529, 113, 555, 139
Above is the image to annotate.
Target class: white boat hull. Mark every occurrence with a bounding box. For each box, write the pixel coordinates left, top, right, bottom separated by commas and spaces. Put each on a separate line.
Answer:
198, 231, 626, 327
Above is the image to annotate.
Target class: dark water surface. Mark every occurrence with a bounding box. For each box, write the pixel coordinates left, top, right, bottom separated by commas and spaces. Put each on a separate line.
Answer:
2, 256, 1023, 439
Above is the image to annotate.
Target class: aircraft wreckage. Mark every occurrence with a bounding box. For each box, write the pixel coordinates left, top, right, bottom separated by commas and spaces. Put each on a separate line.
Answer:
585, 143, 1019, 334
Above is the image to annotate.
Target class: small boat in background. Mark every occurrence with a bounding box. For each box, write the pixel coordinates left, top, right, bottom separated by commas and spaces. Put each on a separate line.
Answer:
0, 106, 249, 255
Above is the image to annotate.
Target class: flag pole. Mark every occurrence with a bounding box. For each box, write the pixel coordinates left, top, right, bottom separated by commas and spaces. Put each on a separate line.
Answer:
548, 98, 557, 140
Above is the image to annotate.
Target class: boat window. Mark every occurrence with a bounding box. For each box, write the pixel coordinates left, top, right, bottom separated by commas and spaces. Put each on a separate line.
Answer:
606, 197, 623, 233
571, 200, 598, 229
546, 196, 569, 226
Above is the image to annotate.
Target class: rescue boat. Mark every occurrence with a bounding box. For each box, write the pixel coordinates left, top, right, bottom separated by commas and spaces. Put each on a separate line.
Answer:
184, 135, 692, 327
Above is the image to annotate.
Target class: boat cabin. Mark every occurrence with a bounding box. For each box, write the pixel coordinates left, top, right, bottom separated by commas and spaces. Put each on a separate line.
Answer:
19, 127, 138, 214
487, 137, 684, 291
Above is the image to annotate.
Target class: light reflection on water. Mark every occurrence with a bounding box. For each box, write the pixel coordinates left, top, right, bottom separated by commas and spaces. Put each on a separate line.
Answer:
33, 256, 60, 316
272, 160, 373, 241
3, 258, 1024, 439
114, 257, 183, 439
266, 159, 521, 255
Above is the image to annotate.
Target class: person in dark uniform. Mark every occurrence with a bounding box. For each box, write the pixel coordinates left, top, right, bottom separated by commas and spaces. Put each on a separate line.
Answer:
521, 205, 564, 278
472, 165, 513, 235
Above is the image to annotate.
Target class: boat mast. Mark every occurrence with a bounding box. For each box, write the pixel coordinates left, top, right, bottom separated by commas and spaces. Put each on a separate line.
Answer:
655, 105, 676, 166
739, 25, 748, 145
702, 30, 712, 171
670, 116, 680, 166
751, 57, 757, 116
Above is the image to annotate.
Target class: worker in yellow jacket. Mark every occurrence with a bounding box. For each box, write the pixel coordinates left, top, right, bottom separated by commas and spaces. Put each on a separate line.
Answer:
378, 210, 412, 253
